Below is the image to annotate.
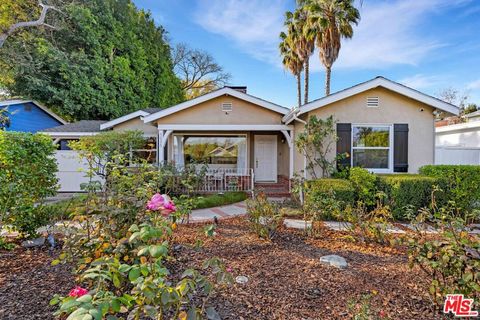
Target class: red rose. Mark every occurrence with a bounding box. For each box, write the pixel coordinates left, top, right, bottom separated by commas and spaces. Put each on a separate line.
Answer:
68, 286, 88, 298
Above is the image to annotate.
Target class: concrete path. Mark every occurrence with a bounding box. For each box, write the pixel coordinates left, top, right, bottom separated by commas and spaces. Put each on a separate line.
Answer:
188, 201, 247, 223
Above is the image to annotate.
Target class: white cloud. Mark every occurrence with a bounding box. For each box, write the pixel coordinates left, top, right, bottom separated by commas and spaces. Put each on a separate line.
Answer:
398, 74, 448, 90
194, 0, 288, 65
467, 79, 480, 90
194, 0, 470, 71
332, 0, 473, 70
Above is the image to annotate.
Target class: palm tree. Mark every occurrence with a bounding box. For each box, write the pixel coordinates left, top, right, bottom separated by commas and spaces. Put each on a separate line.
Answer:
301, 0, 360, 96
291, 8, 315, 104
279, 31, 304, 108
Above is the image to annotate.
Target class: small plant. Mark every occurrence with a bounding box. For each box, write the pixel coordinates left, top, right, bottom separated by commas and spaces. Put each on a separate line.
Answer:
406, 190, 480, 308
341, 192, 393, 245
246, 192, 282, 240
348, 167, 378, 207
0, 237, 15, 250
347, 293, 389, 320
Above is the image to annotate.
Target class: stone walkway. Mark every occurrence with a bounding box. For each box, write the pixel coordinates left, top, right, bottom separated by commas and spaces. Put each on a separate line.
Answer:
187, 201, 247, 223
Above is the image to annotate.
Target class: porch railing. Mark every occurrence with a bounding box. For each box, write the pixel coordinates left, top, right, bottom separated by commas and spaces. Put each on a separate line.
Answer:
197, 167, 255, 193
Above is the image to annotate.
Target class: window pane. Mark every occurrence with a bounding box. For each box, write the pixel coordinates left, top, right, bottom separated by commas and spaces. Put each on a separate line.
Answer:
353, 149, 389, 169
353, 126, 390, 147
181, 136, 246, 167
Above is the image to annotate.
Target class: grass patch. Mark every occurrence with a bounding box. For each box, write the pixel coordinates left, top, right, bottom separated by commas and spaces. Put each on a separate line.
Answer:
193, 192, 248, 209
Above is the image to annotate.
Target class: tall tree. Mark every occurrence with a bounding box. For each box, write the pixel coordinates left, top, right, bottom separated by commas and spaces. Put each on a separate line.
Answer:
0, 0, 62, 49
302, 0, 360, 96
279, 31, 304, 108
0, 0, 184, 120
173, 43, 231, 99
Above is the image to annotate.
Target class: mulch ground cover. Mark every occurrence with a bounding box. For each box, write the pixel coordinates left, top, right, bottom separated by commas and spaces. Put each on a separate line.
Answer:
0, 218, 444, 319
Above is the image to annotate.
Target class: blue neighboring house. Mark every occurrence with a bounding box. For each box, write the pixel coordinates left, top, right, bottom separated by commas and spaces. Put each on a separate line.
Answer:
0, 99, 67, 133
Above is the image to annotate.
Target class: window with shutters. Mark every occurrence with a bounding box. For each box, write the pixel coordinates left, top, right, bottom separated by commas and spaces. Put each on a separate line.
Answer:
351, 124, 393, 173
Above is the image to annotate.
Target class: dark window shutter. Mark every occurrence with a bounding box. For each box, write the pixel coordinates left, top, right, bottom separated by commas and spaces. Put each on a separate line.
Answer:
393, 124, 408, 172
336, 123, 351, 170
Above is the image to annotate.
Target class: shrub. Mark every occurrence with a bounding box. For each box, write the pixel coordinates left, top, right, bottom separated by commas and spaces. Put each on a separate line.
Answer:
304, 179, 355, 221
406, 194, 480, 307
247, 192, 282, 240
0, 132, 58, 238
348, 167, 378, 206
377, 174, 443, 220
419, 165, 480, 218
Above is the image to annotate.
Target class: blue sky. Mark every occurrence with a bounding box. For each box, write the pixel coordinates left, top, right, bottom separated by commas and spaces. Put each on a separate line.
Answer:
133, 0, 480, 108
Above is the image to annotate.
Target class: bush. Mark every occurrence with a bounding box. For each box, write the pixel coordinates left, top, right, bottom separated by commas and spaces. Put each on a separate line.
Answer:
0, 132, 58, 238
246, 192, 282, 240
348, 167, 378, 206
419, 165, 480, 217
377, 174, 443, 220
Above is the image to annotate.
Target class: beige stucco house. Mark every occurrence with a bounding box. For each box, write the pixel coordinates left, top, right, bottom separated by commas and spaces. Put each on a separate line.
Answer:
41, 77, 458, 192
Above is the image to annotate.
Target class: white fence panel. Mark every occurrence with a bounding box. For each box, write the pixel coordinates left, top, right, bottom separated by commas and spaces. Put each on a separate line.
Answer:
55, 151, 93, 192
435, 147, 480, 165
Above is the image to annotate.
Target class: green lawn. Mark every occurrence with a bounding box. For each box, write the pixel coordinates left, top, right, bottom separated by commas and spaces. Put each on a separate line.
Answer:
193, 192, 248, 209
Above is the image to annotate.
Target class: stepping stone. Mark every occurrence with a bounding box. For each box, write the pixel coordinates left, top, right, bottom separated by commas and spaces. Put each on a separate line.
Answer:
320, 255, 348, 269
385, 225, 406, 234
323, 221, 351, 231
235, 276, 249, 284
21, 237, 45, 248
283, 219, 311, 230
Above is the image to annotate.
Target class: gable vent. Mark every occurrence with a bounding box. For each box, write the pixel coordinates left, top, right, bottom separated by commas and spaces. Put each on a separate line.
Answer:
222, 102, 233, 112
367, 97, 379, 107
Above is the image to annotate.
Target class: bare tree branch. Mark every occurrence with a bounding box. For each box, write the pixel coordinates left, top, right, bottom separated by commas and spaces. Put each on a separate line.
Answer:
172, 43, 231, 97
0, 1, 62, 48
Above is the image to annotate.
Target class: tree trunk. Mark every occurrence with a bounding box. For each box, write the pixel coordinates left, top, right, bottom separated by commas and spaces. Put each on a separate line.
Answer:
297, 73, 302, 108
325, 66, 331, 96
304, 57, 309, 104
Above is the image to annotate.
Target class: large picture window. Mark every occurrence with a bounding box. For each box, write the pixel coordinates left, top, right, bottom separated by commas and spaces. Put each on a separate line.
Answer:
173, 135, 247, 170
352, 125, 392, 172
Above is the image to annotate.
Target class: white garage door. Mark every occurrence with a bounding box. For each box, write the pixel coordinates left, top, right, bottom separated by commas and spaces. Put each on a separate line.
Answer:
55, 151, 97, 192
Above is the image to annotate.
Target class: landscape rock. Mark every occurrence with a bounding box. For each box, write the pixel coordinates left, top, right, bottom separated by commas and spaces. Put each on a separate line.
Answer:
319, 254, 348, 269
235, 275, 249, 284
21, 237, 45, 248
283, 219, 311, 230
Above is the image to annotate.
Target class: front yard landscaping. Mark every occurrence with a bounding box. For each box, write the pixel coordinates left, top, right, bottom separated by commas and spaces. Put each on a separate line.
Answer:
1, 131, 479, 320
0, 217, 442, 320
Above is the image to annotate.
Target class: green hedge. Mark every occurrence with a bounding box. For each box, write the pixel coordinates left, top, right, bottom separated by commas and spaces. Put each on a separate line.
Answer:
377, 174, 442, 220
419, 165, 480, 214
305, 178, 355, 207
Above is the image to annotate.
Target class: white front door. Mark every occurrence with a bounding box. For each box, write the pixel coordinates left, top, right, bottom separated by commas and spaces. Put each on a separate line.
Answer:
254, 135, 277, 182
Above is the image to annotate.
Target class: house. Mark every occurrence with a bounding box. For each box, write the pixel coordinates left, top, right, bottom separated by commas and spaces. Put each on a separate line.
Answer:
0, 99, 66, 132
40, 77, 458, 192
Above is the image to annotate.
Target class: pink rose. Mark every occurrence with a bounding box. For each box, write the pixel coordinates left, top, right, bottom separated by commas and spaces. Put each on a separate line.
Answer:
226, 267, 233, 273
164, 201, 176, 212
68, 286, 88, 298
146, 193, 165, 211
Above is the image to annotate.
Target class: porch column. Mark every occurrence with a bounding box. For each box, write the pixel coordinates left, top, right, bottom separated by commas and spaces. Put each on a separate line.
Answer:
157, 128, 164, 165
281, 129, 294, 190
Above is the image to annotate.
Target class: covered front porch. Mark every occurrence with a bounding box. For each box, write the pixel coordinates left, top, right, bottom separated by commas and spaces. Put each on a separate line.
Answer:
156, 124, 294, 194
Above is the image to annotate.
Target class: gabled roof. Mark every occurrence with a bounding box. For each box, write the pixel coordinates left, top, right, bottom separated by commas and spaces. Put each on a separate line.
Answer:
100, 108, 164, 130
143, 87, 289, 124
41, 120, 107, 133
0, 99, 67, 124
284, 77, 459, 123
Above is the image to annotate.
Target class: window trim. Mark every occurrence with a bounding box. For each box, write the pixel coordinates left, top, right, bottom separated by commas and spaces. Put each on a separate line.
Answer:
351, 123, 393, 173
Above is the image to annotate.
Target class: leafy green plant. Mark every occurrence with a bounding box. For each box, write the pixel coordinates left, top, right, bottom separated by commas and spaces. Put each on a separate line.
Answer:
420, 165, 480, 220
0, 132, 58, 238
348, 167, 378, 207
377, 174, 445, 220
341, 192, 393, 245
304, 178, 355, 220
347, 293, 389, 320
406, 191, 480, 307
247, 192, 282, 240
0, 237, 15, 250
295, 115, 339, 178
